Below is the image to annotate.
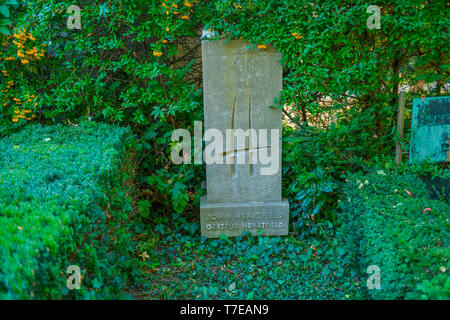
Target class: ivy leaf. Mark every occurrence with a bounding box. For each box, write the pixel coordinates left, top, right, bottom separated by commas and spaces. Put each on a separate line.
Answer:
99, 3, 109, 17
0, 5, 10, 18
0, 26, 8, 35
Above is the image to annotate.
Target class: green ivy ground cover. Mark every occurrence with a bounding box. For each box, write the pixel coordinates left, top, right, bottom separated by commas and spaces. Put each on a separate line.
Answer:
338, 170, 450, 300
138, 233, 367, 300
0, 122, 138, 299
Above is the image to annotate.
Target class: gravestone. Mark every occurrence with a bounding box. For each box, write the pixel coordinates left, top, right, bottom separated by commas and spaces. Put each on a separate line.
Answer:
410, 96, 449, 199
410, 96, 450, 163
200, 39, 289, 238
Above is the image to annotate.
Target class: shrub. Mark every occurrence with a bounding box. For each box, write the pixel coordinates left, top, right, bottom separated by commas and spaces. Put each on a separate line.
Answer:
337, 169, 450, 299
282, 124, 370, 237
0, 122, 139, 299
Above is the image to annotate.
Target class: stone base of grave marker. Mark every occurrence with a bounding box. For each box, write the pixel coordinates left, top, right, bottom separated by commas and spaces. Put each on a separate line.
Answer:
200, 196, 289, 238
200, 38, 289, 238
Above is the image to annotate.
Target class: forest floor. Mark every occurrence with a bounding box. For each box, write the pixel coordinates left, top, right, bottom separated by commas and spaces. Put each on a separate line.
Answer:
134, 232, 368, 300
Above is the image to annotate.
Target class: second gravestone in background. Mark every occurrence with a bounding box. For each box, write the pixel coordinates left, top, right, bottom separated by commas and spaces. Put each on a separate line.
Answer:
410, 96, 449, 199
200, 39, 289, 238
410, 96, 450, 163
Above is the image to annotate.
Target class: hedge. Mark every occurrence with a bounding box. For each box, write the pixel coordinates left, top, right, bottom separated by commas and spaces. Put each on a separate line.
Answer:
0, 122, 138, 299
338, 170, 450, 300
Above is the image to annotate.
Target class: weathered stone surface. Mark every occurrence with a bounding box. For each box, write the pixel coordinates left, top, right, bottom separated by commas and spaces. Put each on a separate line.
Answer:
200, 196, 289, 238
200, 39, 289, 238
202, 40, 283, 203
410, 96, 450, 163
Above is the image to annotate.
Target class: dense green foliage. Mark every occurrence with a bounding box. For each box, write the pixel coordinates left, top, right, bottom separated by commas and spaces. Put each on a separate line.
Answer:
0, 122, 139, 299
338, 169, 450, 300
142, 232, 366, 299
0, 0, 19, 35
283, 125, 355, 237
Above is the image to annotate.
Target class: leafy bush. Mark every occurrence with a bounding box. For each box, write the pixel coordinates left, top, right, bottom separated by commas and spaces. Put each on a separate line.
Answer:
394, 160, 450, 201
283, 126, 340, 237
282, 122, 374, 238
205, 0, 449, 159
0, 1, 206, 217
0, 122, 139, 299
0, 0, 20, 35
338, 169, 450, 299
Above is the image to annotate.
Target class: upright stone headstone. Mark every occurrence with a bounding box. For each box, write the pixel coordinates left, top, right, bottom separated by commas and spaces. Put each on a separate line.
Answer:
410, 96, 450, 163
200, 39, 289, 238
